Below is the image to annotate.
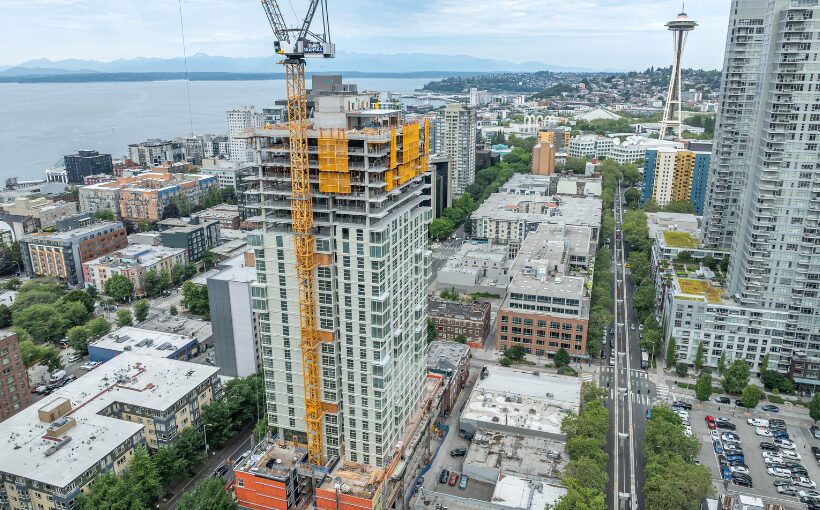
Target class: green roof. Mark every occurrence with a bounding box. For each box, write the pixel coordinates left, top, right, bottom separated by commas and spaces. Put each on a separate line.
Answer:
663, 231, 699, 249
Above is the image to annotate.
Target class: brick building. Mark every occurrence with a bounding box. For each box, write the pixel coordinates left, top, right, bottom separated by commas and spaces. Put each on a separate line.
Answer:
0, 334, 30, 422
427, 298, 491, 344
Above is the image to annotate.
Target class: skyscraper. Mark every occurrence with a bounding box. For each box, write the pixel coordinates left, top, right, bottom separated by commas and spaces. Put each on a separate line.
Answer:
703, 0, 820, 367
246, 86, 432, 466
659, 10, 697, 140
227, 106, 263, 164
443, 103, 477, 196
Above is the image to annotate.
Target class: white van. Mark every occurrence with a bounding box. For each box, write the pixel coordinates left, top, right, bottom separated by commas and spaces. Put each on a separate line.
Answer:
49, 370, 67, 383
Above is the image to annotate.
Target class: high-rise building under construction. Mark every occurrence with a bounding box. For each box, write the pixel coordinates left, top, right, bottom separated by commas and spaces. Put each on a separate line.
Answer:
244, 80, 432, 467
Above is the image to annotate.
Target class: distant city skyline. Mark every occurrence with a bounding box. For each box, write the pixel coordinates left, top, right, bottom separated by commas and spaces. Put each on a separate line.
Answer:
1, 0, 730, 70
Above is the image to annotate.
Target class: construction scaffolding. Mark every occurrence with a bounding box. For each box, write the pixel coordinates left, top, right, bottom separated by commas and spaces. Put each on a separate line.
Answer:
317, 128, 351, 194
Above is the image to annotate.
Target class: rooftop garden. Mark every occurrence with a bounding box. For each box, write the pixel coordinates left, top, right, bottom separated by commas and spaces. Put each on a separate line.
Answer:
663, 230, 699, 249
677, 278, 723, 304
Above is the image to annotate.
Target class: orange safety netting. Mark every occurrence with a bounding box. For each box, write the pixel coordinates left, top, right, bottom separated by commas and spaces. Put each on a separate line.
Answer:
317, 128, 351, 194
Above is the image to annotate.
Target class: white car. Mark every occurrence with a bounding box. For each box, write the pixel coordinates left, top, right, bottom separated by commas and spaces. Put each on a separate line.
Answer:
792, 477, 817, 489
756, 427, 772, 437
748, 418, 769, 427
710, 430, 721, 441
721, 433, 741, 443
730, 465, 750, 475
775, 438, 797, 450
80, 361, 100, 371
684, 426, 692, 437
768, 467, 792, 478
763, 452, 783, 462
782, 450, 801, 461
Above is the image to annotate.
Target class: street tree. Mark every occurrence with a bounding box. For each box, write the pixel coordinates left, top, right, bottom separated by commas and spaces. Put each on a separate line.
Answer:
66, 326, 91, 355
694, 341, 705, 371
426, 319, 437, 342
12, 303, 70, 343
104, 274, 134, 302
810, 393, 820, 423
717, 352, 726, 375
643, 452, 714, 510
675, 363, 688, 377
169, 305, 178, 316
133, 299, 150, 322
116, 309, 133, 327
453, 334, 467, 344
40, 345, 64, 372
721, 360, 750, 395
0, 304, 11, 328
505, 346, 526, 361
741, 384, 763, 409
143, 269, 164, 298
177, 478, 238, 510
86, 316, 111, 339
181, 281, 210, 318
665, 337, 677, 369
695, 370, 712, 402
59, 289, 96, 313
61, 301, 90, 327
554, 347, 571, 367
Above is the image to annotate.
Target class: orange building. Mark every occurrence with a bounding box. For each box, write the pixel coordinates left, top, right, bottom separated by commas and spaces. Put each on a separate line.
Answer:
531, 141, 557, 175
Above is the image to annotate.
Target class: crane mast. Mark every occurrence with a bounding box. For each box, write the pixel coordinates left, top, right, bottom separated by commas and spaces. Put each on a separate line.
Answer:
260, 0, 333, 467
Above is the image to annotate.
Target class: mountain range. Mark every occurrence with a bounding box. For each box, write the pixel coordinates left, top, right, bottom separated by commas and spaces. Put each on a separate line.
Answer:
1, 52, 603, 77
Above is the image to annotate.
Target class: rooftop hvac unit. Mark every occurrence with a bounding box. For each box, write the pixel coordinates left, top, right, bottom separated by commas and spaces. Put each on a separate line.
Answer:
44, 436, 72, 457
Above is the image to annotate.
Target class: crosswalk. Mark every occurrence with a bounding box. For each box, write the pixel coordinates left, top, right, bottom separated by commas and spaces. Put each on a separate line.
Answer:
601, 367, 648, 379
607, 388, 652, 405
656, 381, 670, 402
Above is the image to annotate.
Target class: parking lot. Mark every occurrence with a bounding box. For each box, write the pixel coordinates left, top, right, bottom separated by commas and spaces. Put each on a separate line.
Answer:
687, 403, 820, 507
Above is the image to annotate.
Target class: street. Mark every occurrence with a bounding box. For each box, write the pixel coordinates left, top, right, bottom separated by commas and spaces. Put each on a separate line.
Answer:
603, 182, 651, 510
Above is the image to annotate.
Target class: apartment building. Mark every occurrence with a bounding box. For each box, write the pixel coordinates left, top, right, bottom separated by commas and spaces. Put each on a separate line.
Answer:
0, 334, 30, 423
443, 103, 477, 195
199, 158, 255, 189
78, 172, 218, 222
63, 150, 113, 184
0, 353, 220, 510
196, 204, 241, 230
641, 147, 711, 213
157, 217, 221, 262
228, 107, 264, 164
427, 298, 491, 344
83, 244, 187, 297
702, 0, 820, 370
206, 253, 260, 378
471, 192, 601, 257
127, 139, 185, 167
496, 223, 594, 358
1, 197, 77, 229
531, 140, 556, 176
244, 84, 432, 470
19, 221, 127, 285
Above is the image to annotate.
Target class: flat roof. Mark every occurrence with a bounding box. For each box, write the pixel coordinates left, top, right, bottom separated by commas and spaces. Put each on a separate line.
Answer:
85, 243, 186, 269
89, 326, 196, 357
427, 298, 490, 322
207, 253, 256, 284
0, 353, 219, 488
235, 438, 308, 481
22, 221, 122, 242
492, 474, 567, 510
465, 429, 566, 482
138, 314, 212, 344
426, 341, 470, 374
472, 192, 601, 230
461, 366, 580, 436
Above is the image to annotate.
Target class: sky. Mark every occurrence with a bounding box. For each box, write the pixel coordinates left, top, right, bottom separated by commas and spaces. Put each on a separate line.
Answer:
1, 0, 731, 70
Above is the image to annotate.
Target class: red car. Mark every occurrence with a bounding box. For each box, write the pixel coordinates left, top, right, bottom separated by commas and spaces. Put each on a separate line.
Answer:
448, 473, 459, 486
705, 415, 716, 430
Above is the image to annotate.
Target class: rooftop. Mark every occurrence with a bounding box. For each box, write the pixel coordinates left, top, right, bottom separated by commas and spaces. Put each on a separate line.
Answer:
461, 366, 580, 437
662, 230, 699, 249
137, 314, 212, 345
472, 193, 602, 231
491, 474, 567, 510
89, 326, 196, 358
234, 437, 308, 481
206, 253, 257, 284
0, 353, 219, 488
464, 429, 566, 482
426, 340, 470, 374
85, 243, 186, 269
22, 221, 123, 242
428, 298, 490, 321
676, 277, 725, 305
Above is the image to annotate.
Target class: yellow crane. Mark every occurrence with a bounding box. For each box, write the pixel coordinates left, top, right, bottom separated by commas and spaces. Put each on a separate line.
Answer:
260, 0, 334, 466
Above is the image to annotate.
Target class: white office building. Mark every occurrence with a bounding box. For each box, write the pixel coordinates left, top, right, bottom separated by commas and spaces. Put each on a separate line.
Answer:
444, 103, 477, 195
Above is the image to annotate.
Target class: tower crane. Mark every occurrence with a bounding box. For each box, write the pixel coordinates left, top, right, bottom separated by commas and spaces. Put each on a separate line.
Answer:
260, 0, 334, 467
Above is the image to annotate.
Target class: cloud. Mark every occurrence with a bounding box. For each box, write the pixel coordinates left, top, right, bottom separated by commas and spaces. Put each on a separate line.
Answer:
0, 0, 730, 69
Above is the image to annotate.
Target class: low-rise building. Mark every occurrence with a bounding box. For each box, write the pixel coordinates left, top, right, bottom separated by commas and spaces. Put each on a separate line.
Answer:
63, 150, 113, 184
88, 326, 201, 363
198, 158, 255, 189
499, 173, 602, 199
496, 223, 594, 359
78, 171, 218, 222
0, 334, 30, 423
436, 242, 511, 294
206, 253, 260, 378
157, 217, 221, 262
459, 366, 580, 441
427, 298, 491, 344
0, 196, 77, 229
470, 192, 601, 257
463, 429, 566, 484
787, 354, 820, 395
196, 204, 241, 230
0, 353, 220, 510
83, 244, 187, 297
19, 221, 128, 285
426, 340, 470, 414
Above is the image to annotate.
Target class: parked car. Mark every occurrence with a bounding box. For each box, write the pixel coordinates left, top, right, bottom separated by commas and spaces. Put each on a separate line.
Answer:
775, 438, 797, 450
768, 467, 792, 478
450, 448, 467, 457
713, 441, 724, 455
715, 396, 731, 404
212, 464, 229, 479
715, 419, 736, 430
726, 454, 745, 464
458, 475, 468, 490
60, 375, 76, 386
792, 468, 810, 478
769, 419, 786, 427
49, 370, 67, 383
811, 446, 820, 458
733, 474, 753, 488
748, 418, 769, 427
735, 399, 756, 408
720, 467, 732, 480
721, 432, 741, 443
799, 490, 820, 504
710, 430, 721, 441
782, 450, 802, 461
762, 404, 780, 413
80, 361, 100, 371
439, 469, 450, 484
810, 426, 820, 440
756, 427, 772, 437
730, 465, 750, 475
34, 385, 51, 395
792, 477, 817, 489
646, 408, 653, 420
448, 473, 459, 486
772, 430, 790, 440
760, 442, 780, 452
776, 484, 797, 496
672, 401, 693, 410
